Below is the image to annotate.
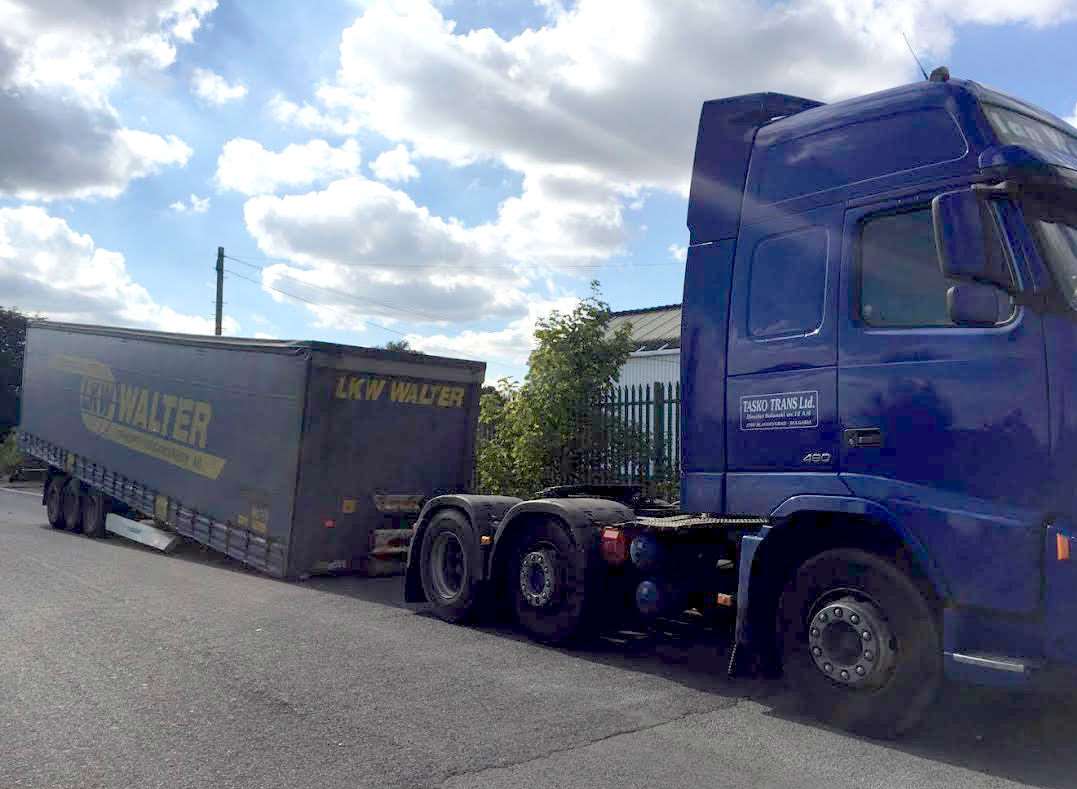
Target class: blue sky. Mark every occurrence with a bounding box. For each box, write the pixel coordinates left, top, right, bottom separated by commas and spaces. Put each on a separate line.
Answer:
2, 0, 1076, 383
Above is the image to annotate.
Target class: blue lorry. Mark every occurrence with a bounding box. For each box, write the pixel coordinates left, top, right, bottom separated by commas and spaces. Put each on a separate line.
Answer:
405, 70, 1077, 737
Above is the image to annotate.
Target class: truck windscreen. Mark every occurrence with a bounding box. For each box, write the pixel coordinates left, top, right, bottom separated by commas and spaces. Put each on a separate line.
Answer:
1023, 194, 1077, 309
984, 104, 1077, 159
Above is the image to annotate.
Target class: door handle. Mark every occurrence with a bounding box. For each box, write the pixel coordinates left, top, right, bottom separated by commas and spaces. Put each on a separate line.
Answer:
844, 427, 883, 448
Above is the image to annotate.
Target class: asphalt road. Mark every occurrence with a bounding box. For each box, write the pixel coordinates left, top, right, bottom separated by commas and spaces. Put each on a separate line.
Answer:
2, 486, 1076, 789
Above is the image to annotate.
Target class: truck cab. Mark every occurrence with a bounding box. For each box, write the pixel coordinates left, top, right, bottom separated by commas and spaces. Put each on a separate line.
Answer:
683, 73, 1077, 689
407, 74, 1077, 737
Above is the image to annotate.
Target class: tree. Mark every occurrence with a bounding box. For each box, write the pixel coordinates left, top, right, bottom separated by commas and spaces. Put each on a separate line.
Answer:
0, 307, 31, 436
476, 283, 639, 497
382, 338, 415, 353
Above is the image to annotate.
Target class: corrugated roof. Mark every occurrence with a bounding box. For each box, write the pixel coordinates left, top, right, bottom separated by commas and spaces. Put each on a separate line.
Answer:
607, 304, 682, 351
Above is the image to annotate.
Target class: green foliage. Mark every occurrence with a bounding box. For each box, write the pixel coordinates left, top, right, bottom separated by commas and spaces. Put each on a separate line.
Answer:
476, 283, 642, 497
0, 431, 24, 477
0, 307, 31, 435
382, 338, 415, 353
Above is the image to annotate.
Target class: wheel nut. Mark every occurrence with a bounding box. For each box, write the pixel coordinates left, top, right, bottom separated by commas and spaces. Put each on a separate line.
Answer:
824, 663, 833, 672
820, 613, 829, 623
840, 670, 850, 680
864, 651, 873, 661
862, 631, 871, 641
812, 646, 822, 657
810, 627, 820, 638
850, 614, 860, 625
834, 607, 843, 618
856, 665, 866, 676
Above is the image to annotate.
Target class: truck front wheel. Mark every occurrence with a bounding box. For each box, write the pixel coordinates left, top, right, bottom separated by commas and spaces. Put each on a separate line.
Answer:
419, 509, 481, 623
510, 520, 589, 645
777, 548, 941, 739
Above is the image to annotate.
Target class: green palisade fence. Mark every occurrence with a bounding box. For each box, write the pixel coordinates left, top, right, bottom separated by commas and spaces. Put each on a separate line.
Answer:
477, 381, 681, 500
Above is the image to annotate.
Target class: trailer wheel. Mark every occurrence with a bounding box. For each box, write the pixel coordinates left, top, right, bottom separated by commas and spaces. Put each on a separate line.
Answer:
45, 476, 68, 530
510, 520, 589, 645
778, 548, 941, 739
419, 510, 481, 623
81, 490, 109, 538
61, 480, 84, 534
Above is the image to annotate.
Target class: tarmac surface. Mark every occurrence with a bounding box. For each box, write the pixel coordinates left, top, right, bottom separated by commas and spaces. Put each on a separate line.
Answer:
2, 485, 1075, 789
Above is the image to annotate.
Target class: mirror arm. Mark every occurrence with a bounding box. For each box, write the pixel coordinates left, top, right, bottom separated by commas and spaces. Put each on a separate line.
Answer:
1008, 290, 1054, 312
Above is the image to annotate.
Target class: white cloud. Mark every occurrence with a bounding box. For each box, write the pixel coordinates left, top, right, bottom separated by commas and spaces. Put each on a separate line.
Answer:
243, 176, 531, 326
0, 206, 236, 334
190, 67, 248, 105
0, 1, 210, 200
237, 156, 639, 326
668, 244, 686, 263
267, 91, 361, 136
249, 0, 1077, 364
371, 145, 420, 182
406, 295, 580, 369
170, 193, 210, 213
0, 104, 192, 200
216, 138, 362, 196
278, 0, 1077, 197
1066, 102, 1077, 129
253, 331, 278, 340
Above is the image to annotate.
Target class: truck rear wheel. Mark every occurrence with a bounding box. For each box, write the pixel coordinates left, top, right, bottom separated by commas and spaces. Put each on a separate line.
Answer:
61, 480, 84, 534
45, 476, 68, 530
419, 510, 480, 623
510, 520, 589, 645
82, 490, 109, 538
778, 548, 941, 739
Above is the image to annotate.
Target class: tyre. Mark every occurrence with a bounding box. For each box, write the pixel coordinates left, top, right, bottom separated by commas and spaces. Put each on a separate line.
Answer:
509, 519, 590, 645
419, 510, 481, 624
81, 490, 109, 538
61, 479, 84, 534
777, 548, 941, 739
45, 475, 69, 530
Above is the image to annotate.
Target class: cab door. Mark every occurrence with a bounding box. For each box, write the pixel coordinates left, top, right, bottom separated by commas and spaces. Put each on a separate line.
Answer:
837, 190, 1049, 613
725, 203, 843, 513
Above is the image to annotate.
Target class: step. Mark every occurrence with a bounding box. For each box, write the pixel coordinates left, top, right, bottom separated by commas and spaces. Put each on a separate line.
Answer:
947, 652, 1043, 674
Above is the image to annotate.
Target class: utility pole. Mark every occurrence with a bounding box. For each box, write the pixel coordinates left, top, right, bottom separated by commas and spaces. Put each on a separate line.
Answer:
214, 246, 224, 336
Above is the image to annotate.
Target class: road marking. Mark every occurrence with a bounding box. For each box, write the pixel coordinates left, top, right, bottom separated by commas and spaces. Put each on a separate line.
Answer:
0, 487, 41, 497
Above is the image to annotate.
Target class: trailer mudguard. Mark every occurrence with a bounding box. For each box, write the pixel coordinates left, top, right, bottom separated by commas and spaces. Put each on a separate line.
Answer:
404, 494, 521, 602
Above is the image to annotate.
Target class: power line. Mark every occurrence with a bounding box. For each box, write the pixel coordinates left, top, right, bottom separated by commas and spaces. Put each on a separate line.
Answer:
223, 253, 683, 272
224, 267, 411, 338
225, 261, 450, 323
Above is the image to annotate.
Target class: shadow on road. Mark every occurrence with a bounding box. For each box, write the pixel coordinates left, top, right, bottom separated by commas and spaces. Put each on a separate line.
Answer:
406, 601, 1077, 789
463, 619, 1077, 789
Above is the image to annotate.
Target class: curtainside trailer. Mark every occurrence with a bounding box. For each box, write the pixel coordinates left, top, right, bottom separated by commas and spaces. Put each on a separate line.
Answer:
406, 70, 1077, 737
18, 323, 484, 579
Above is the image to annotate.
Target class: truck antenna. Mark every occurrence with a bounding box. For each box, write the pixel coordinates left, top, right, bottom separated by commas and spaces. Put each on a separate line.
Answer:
901, 31, 930, 81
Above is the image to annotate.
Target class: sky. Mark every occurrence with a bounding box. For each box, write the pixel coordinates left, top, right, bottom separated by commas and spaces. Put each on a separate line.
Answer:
2, 0, 1077, 383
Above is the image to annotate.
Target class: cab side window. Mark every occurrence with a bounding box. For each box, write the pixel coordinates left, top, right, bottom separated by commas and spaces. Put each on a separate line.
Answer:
749, 227, 828, 338
859, 207, 1013, 327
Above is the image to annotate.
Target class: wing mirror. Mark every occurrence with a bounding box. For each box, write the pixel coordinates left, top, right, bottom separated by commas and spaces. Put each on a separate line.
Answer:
932, 189, 1011, 289
947, 283, 1006, 326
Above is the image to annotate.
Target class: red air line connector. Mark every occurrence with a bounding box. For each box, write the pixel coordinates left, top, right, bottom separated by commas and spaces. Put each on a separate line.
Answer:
601, 527, 629, 565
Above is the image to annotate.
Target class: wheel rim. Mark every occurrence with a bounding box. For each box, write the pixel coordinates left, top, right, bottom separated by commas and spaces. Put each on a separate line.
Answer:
806, 594, 895, 688
518, 546, 558, 608
429, 531, 467, 601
